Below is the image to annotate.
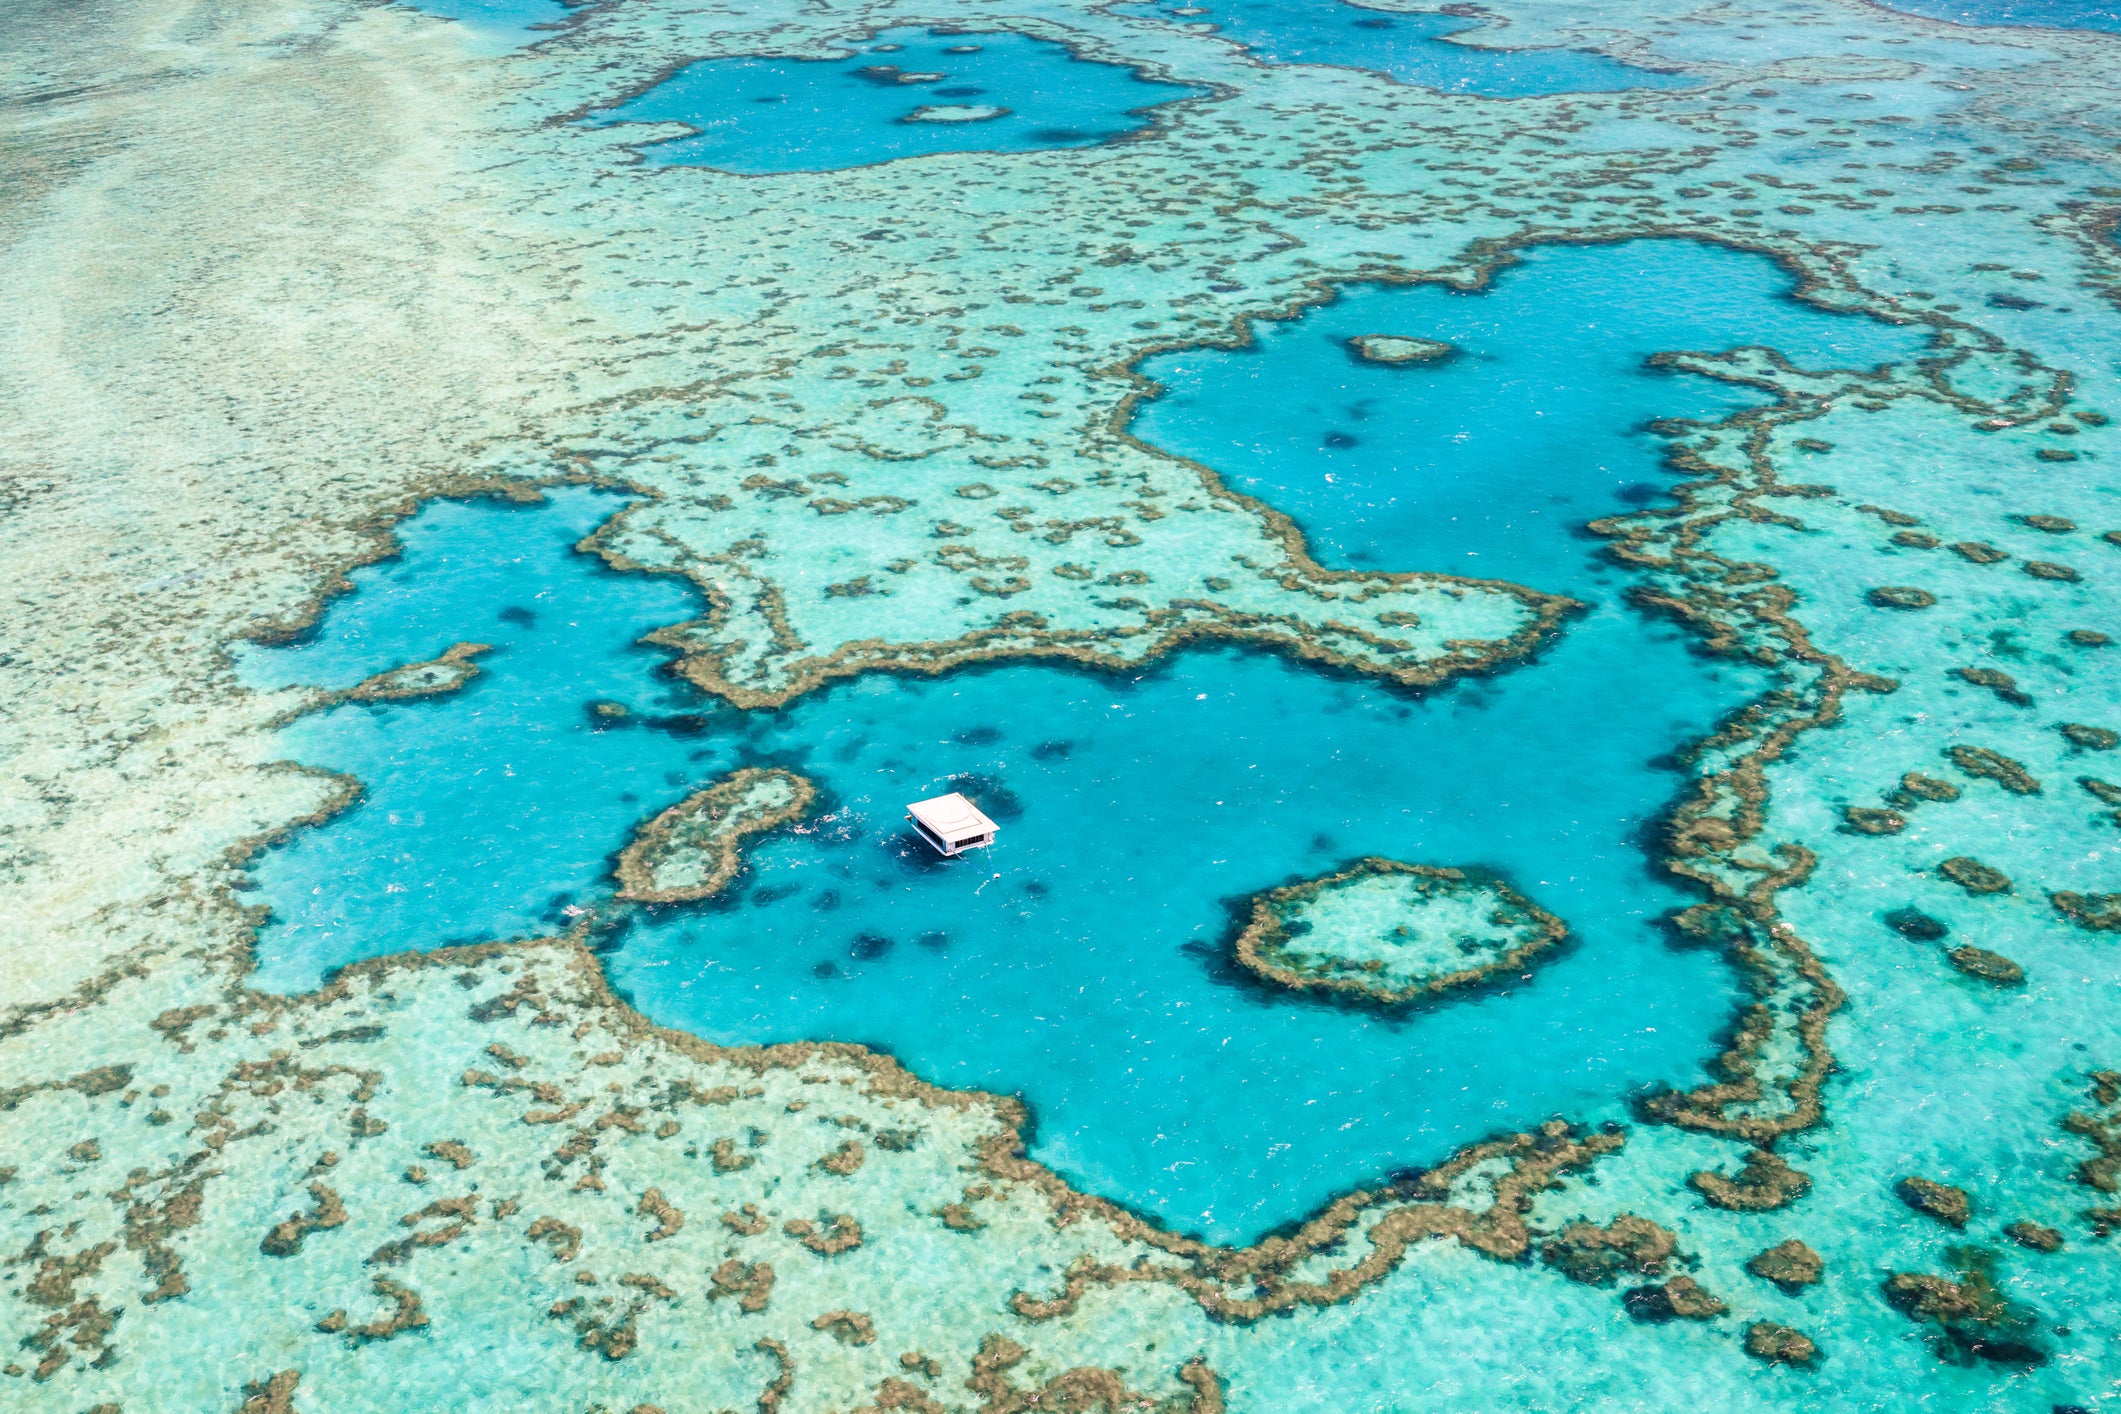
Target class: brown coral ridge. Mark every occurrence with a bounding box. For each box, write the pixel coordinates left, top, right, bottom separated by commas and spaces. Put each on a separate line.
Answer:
1688, 1148, 1811, 1211
1228, 858, 1567, 1005
812, 1309, 877, 1346
1938, 857, 2012, 896
239, 1369, 302, 1414
648, 572, 1579, 714
1891, 772, 1961, 806
963, 1336, 1226, 1414
1622, 1275, 1727, 1324
2059, 722, 2119, 752
2052, 891, 2121, 932
259, 1182, 348, 1257
1945, 745, 2040, 795
1001, 1119, 1626, 1327
318, 1275, 429, 1343
1950, 666, 2031, 707
1945, 946, 2024, 986
1744, 1321, 1818, 1367
1586, 268, 2079, 1160
710, 1259, 775, 1313
1883, 1249, 2048, 1368
2004, 1221, 2063, 1254
1866, 585, 1936, 610
613, 767, 817, 904
1896, 1176, 1973, 1228
1539, 1214, 1677, 1287
1745, 1239, 1824, 1293
1839, 806, 1905, 835
2061, 1070, 2121, 1196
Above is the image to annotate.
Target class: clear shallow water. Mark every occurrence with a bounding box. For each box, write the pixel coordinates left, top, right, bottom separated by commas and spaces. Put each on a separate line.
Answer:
1116, 0, 1695, 94
241, 242, 1924, 1244
395, 0, 570, 48
588, 27, 1202, 174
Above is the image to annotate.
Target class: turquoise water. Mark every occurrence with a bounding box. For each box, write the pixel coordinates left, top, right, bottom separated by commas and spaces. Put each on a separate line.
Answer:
243, 241, 1925, 1243
588, 28, 1202, 174
1116, 0, 1695, 94
1872, 0, 2120, 31
396, 0, 571, 47
243, 491, 1746, 1242
237, 492, 709, 989
1130, 241, 1929, 592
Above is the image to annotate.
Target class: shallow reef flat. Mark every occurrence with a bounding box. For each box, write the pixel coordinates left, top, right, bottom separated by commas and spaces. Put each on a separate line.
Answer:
3, 0, 2121, 1407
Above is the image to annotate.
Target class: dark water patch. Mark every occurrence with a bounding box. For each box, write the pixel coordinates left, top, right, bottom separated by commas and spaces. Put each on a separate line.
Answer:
586, 27, 1203, 175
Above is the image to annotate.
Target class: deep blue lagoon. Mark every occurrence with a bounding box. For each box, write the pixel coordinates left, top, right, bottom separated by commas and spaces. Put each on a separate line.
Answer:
588, 27, 1203, 174
1129, 240, 1927, 590
242, 240, 1924, 1244
1871, 0, 2120, 31
1116, 0, 1697, 95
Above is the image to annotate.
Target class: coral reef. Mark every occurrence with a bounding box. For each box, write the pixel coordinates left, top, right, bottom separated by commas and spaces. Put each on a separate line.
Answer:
2052, 892, 2121, 933
1937, 858, 2012, 896
1943, 946, 2024, 986
1743, 1321, 1817, 1367
1229, 858, 1566, 1004
7, 0, 2121, 1405
1347, 334, 1454, 365
1538, 1215, 1678, 1287
1744, 1239, 1824, 1293
613, 768, 816, 904
1883, 1250, 2048, 1369
1688, 1149, 1812, 1212
1895, 1176, 1973, 1229
337, 642, 494, 704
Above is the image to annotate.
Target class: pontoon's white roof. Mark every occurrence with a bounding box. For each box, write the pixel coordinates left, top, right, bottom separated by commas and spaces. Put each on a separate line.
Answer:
906, 792, 997, 840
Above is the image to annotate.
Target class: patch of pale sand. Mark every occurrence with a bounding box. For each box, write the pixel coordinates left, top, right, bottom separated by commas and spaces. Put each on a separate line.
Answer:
0, 0, 577, 1006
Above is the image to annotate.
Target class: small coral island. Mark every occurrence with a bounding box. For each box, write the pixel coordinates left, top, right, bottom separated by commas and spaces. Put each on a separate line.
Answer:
1232, 857, 1566, 1004
904, 103, 1011, 123
1347, 333, 1454, 365
337, 640, 492, 703
614, 766, 815, 903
